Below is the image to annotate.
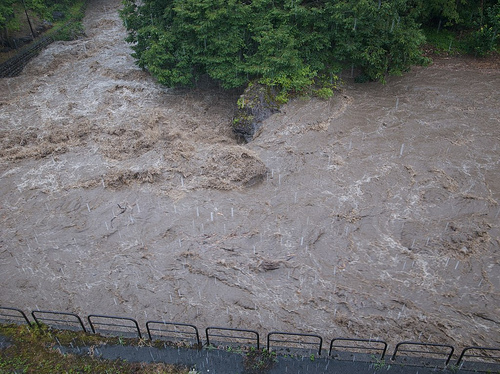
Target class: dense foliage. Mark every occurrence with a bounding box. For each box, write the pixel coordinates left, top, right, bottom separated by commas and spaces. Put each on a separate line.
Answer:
0, 0, 16, 33
415, 0, 498, 28
416, 0, 499, 56
120, 0, 429, 92
0, 0, 73, 34
1, 0, 84, 49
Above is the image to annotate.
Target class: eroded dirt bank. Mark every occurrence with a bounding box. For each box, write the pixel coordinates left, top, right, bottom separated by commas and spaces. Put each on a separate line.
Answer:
1, 0, 499, 351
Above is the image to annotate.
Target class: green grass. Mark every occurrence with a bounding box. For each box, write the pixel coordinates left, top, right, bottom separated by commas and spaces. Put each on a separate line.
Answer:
0, 323, 189, 374
422, 28, 469, 55
47, 0, 87, 41
243, 348, 278, 373
423, 26, 499, 57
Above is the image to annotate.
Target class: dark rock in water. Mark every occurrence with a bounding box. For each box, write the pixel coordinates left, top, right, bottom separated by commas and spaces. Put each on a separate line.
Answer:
232, 83, 280, 142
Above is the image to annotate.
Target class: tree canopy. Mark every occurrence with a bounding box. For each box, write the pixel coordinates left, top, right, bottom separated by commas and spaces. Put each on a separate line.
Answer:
0, 0, 16, 32
1, 0, 74, 37
120, 0, 429, 91
415, 0, 499, 28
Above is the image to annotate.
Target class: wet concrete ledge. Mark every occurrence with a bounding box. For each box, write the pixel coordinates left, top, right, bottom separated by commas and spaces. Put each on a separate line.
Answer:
58, 344, 499, 374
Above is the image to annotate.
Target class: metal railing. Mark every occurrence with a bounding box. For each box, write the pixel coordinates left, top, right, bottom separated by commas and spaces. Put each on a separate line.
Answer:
391, 341, 455, 366
87, 314, 142, 339
0, 35, 56, 77
456, 346, 500, 371
329, 337, 388, 361
267, 331, 323, 356
1, 304, 499, 371
0, 18, 82, 78
0, 307, 31, 326
205, 326, 259, 350
32, 310, 86, 332
146, 321, 200, 347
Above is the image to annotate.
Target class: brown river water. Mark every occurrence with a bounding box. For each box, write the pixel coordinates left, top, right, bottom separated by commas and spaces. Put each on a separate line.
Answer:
0, 0, 499, 352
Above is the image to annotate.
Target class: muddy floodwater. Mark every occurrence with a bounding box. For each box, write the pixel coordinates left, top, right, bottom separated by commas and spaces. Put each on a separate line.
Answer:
1, 0, 499, 351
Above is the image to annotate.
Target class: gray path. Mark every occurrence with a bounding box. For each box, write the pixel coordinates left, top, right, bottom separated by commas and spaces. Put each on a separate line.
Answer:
59, 344, 498, 374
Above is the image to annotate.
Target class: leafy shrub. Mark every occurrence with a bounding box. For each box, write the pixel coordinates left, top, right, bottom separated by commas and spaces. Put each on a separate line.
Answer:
315, 87, 334, 99
121, 0, 427, 90
466, 26, 498, 56
259, 67, 316, 104
54, 21, 84, 41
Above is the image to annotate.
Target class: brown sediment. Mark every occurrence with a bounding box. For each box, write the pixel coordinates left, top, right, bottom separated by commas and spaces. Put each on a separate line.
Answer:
0, 0, 499, 352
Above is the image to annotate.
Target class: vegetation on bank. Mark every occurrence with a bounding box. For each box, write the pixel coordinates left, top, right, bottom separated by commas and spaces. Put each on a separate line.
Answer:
120, 0, 499, 100
0, 323, 284, 373
120, 0, 428, 99
421, 2, 500, 58
0, 323, 189, 374
2, 0, 498, 94
0, 0, 86, 51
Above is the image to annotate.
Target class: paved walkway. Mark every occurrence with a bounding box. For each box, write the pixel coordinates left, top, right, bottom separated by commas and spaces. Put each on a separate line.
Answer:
59, 344, 498, 374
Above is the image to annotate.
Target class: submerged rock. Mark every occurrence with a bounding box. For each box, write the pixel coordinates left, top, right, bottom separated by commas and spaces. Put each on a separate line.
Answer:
232, 83, 280, 141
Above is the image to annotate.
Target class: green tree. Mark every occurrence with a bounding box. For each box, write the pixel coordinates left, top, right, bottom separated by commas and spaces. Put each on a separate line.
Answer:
466, 2, 500, 55
326, 0, 427, 82
0, 0, 16, 31
1, 0, 82, 47
121, 0, 428, 92
415, 0, 500, 29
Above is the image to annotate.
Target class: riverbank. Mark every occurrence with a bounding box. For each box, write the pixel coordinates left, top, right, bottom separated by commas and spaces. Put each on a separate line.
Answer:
1, 0, 499, 357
